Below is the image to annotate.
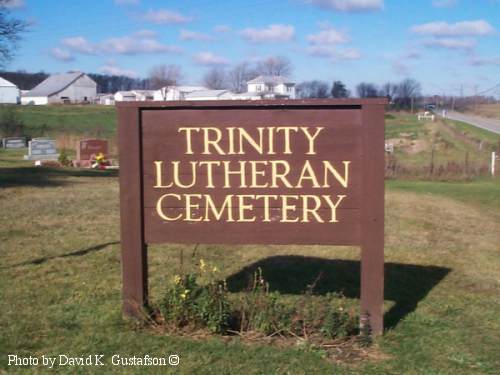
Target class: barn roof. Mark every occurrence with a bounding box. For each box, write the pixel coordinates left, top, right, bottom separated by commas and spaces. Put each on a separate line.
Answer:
23, 71, 93, 97
185, 89, 230, 98
0, 77, 17, 88
247, 75, 294, 85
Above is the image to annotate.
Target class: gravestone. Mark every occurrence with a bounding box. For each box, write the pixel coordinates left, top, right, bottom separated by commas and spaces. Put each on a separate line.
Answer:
23, 139, 59, 160
75, 139, 108, 167
2, 136, 27, 149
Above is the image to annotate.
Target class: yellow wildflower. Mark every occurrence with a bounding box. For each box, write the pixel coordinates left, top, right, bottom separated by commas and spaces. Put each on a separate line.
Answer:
199, 259, 206, 272
212, 266, 218, 273
180, 289, 190, 299
173, 275, 181, 285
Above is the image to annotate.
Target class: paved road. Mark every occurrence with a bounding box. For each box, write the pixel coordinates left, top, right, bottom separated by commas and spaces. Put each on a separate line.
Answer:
441, 111, 500, 135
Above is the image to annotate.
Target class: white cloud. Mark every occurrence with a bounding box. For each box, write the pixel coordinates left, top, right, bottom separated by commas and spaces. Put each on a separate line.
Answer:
240, 24, 295, 43
432, 0, 458, 8
99, 63, 137, 78
62, 37, 97, 54
214, 25, 232, 33
411, 20, 494, 36
469, 56, 500, 66
58, 33, 181, 56
2, 0, 25, 9
392, 61, 410, 75
307, 0, 383, 12
307, 24, 349, 45
101, 36, 181, 55
50, 48, 74, 62
423, 37, 476, 49
307, 45, 361, 60
306, 23, 358, 60
114, 0, 140, 5
180, 29, 212, 41
192, 52, 229, 66
134, 29, 156, 38
141, 9, 192, 24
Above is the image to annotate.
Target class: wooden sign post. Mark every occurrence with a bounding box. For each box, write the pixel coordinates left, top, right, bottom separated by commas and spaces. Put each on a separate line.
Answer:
117, 99, 386, 334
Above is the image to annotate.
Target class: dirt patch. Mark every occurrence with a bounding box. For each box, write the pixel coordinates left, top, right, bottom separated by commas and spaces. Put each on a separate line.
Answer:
386, 138, 428, 154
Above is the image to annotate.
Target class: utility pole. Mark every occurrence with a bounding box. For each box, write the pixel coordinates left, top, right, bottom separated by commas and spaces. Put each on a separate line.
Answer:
411, 97, 414, 114
474, 85, 478, 114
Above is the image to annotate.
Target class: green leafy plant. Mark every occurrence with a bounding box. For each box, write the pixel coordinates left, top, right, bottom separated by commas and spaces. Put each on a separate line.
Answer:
160, 259, 231, 334
58, 149, 71, 167
237, 268, 293, 335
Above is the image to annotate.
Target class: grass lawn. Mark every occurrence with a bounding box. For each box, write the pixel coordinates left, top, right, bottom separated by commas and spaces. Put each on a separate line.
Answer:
0, 105, 117, 139
1, 146, 500, 374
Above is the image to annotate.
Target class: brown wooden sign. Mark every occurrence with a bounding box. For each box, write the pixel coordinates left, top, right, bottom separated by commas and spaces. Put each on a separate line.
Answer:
117, 99, 386, 334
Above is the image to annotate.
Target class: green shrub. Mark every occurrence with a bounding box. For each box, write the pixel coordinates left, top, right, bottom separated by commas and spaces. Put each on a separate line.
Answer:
160, 260, 231, 334
0, 107, 25, 137
58, 149, 71, 166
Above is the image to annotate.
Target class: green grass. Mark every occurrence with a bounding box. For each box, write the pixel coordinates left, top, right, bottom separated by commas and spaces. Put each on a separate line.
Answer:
0, 105, 117, 138
444, 118, 500, 144
1, 150, 500, 374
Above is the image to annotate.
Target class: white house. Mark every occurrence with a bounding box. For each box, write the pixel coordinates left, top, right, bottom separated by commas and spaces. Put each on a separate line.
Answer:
114, 91, 136, 102
95, 93, 115, 105
153, 86, 207, 101
246, 75, 296, 99
185, 89, 234, 101
21, 71, 97, 105
0, 77, 20, 104
114, 90, 156, 102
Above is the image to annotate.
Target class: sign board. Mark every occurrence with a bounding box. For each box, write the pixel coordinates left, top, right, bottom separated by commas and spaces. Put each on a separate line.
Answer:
77, 139, 108, 161
2, 136, 27, 149
23, 139, 59, 160
117, 99, 386, 334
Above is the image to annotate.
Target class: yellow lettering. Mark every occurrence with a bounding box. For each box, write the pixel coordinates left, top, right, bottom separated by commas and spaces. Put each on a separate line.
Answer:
202, 127, 225, 155
302, 195, 323, 223
204, 194, 234, 222
297, 160, 321, 188
156, 194, 182, 221
270, 160, 293, 188
323, 161, 350, 188
237, 195, 256, 222
301, 127, 324, 155
276, 127, 299, 154
153, 161, 173, 188
178, 127, 200, 154
281, 195, 299, 222
322, 195, 346, 222
185, 194, 203, 221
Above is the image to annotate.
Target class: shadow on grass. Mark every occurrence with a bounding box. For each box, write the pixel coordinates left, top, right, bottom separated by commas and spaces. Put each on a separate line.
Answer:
226, 255, 451, 330
5, 241, 120, 268
0, 167, 118, 188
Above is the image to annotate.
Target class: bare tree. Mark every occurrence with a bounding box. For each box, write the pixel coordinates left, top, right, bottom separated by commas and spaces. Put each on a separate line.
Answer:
356, 82, 378, 98
148, 64, 182, 90
0, 0, 28, 67
296, 80, 330, 98
256, 56, 292, 77
227, 62, 256, 93
202, 67, 229, 90
378, 82, 398, 102
394, 78, 421, 109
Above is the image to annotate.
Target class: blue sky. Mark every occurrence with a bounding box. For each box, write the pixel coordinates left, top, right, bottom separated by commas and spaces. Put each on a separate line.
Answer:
6, 0, 500, 96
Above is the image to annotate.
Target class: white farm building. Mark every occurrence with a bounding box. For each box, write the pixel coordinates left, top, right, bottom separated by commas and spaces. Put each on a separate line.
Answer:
247, 75, 296, 99
21, 72, 97, 105
0, 77, 20, 104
